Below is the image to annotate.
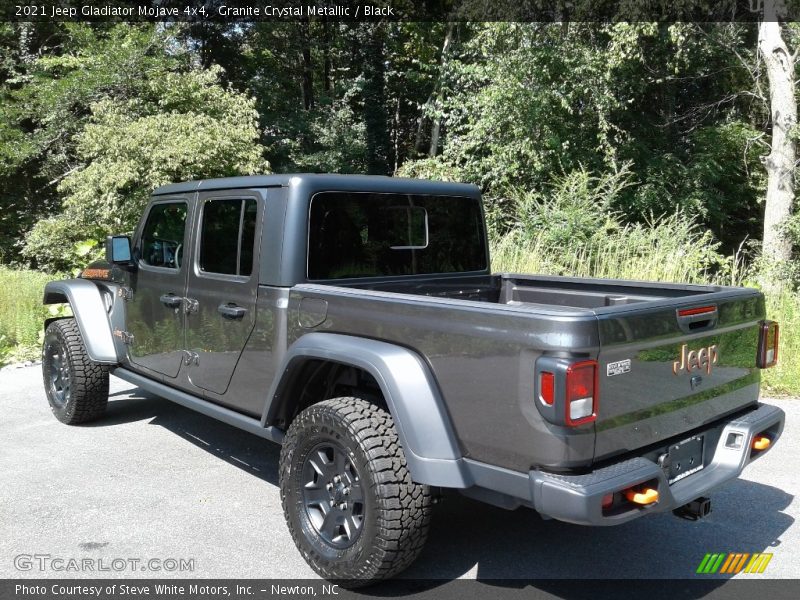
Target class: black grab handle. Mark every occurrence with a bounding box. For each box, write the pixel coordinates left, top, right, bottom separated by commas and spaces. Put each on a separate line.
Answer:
217, 303, 247, 320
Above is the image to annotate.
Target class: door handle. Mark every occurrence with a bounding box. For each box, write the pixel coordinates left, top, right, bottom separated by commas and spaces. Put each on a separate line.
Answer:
217, 303, 247, 320
159, 294, 183, 309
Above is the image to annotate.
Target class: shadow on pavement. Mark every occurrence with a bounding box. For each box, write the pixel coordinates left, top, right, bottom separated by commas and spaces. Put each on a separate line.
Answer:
93, 389, 281, 485
96, 386, 794, 596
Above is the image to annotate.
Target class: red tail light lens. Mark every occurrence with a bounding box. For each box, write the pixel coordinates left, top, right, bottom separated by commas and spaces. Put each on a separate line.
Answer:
539, 372, 555, 405
758, 321, 779, 368
565, 360, 598, 426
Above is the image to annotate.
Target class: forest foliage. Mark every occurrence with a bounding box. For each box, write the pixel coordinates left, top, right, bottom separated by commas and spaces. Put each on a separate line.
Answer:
1, 21, 800, 389
1, 20, 798, 272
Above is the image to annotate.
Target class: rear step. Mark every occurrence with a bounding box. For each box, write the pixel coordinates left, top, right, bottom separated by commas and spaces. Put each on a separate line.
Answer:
673, 496, 712, 520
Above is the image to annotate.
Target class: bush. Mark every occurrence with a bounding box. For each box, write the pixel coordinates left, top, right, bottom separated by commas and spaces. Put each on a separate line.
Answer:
491, 215, 740, 285
491, 165, 740, 285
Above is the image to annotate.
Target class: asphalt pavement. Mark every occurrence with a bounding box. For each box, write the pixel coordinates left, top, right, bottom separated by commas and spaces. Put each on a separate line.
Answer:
1, 365, 797, 581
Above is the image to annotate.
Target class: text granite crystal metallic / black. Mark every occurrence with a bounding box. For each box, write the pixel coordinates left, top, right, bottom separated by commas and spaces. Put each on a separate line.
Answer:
40, 174, 785, 585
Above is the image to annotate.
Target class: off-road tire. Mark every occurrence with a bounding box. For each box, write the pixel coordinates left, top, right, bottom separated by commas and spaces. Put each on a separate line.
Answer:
42, 318, 109, 424
279, 397, 432, 587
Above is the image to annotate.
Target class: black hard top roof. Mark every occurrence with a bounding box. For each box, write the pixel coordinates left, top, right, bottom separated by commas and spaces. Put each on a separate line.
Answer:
152, 173, 481, 198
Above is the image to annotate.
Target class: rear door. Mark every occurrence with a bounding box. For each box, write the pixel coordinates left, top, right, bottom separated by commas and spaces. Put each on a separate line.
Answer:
594, 292, 764, 463
185, 190, 262, 395
127, 198, 191, 378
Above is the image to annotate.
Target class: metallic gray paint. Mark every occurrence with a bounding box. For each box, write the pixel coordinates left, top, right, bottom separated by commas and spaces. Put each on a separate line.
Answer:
125, 197, 193, 378
43, 279, 117, 363
285, 281, 600, 472
210, 286, 290, 418
185, 189, 265, 395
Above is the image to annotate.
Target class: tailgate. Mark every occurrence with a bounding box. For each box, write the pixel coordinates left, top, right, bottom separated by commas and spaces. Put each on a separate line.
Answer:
594, 291, 764, 463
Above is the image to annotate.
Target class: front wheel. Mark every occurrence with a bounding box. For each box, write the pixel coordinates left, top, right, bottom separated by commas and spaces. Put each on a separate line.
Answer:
42, 318, 109, 424
279, 397, 432, 586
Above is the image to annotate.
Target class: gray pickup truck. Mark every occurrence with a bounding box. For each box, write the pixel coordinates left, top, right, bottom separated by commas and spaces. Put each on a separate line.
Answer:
42, 174, 784, 584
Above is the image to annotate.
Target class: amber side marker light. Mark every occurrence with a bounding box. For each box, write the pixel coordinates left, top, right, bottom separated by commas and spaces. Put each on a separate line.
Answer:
624, 486, 659, 506
80, 267, 111, 280
752, 436, 771, 451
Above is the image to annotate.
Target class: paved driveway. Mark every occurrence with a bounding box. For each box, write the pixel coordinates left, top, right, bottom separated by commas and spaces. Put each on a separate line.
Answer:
1, 365, 797, 580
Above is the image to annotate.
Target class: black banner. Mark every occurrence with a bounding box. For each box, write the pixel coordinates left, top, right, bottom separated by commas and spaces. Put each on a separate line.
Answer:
3, 0, 800, 23
4, 579, 800, 600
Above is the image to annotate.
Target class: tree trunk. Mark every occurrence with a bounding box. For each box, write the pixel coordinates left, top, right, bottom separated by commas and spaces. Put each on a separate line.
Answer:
363, 26, 390, 175
758, 4, 796, 287
300, 18, 314, 110
322, 18, 332, 93
428, 22, 455, 157
413, 90, 433, 155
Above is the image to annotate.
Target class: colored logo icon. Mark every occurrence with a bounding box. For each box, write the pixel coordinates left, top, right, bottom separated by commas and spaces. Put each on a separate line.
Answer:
696, 553, 773, 574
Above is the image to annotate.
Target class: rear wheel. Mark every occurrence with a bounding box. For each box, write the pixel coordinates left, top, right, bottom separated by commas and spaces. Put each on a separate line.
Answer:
279, 397, 432, 586
42, 318, 109, 424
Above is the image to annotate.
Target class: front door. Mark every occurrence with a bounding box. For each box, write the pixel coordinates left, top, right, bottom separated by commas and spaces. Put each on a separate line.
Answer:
185, 191, 262, 395
126, 198, 191, 378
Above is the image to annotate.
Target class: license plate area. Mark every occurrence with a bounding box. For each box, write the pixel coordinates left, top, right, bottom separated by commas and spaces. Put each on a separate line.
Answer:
667, 435, 705, 484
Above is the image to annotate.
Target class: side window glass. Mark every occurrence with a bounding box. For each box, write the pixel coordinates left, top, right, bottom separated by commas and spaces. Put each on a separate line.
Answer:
199, 198, 258, 277
239, 200, 257, 276
139, 202, 187, 269
200, 200, 240, 275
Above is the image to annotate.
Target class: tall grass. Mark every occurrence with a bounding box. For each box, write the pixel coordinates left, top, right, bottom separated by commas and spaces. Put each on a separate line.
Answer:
491, 216, 746, 286
763, 291, 800, 395
0, 267, 65, 364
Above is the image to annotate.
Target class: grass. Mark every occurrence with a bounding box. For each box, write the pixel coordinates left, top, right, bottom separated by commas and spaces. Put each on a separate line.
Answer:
0, 267, 68, 366
763, 290, 800, 395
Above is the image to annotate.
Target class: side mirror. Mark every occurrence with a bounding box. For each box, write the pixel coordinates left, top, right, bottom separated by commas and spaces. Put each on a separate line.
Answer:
106, 235, 134, 267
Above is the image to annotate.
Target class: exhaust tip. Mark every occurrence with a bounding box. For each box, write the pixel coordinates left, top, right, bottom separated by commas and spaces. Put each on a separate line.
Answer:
673, 497, 712, 521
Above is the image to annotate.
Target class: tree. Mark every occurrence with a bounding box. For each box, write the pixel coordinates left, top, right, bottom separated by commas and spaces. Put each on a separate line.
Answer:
758, 0, 796, 285
21, 66, 268, 272
0, 23, 188, 261
361, 24, 391, 175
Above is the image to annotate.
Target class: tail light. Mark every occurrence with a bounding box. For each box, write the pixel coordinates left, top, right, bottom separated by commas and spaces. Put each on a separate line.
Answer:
757, 321, 779, 368
565, 360, 598, 426
539, 372, 555, 406
535, 357, 599, 427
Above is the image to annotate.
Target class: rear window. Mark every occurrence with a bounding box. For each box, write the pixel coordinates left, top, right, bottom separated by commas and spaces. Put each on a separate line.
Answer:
308, 192, 487, 279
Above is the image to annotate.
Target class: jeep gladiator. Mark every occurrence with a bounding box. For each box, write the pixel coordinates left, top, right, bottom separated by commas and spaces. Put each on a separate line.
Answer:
41, 174, 785, 584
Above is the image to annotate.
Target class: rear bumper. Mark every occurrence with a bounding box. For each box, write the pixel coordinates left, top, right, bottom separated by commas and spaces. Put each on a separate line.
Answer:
527, 402, 784, 525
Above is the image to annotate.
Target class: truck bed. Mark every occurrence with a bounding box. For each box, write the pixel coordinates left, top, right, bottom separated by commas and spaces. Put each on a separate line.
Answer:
292, 272, 763, 473
341, 273, 725, 311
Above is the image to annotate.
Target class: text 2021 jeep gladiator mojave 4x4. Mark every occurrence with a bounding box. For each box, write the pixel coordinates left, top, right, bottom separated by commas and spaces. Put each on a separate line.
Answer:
41, 174, 784, 585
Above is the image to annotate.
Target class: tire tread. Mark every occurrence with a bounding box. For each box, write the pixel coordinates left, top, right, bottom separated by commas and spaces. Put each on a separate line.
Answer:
279, 397, 432, 585
43, 318, 109, 424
